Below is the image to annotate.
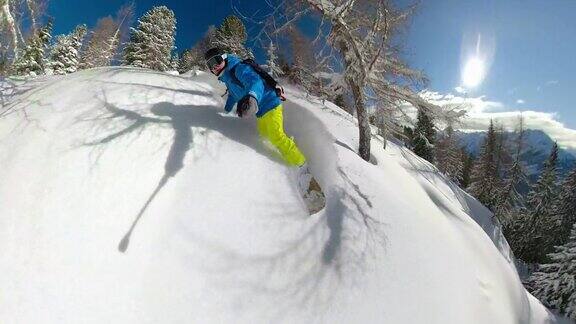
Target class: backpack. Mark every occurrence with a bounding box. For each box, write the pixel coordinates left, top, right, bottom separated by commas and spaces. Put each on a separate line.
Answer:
229, 59, 286, 101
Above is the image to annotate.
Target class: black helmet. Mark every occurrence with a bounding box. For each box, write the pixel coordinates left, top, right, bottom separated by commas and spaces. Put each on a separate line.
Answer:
204, 47, 227, 70
204, 47, 224, 61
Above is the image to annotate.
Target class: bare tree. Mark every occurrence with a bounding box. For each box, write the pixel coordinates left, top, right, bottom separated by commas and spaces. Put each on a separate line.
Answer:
80, 16, 118, 69
0, 0, 47, 64
112, 1, 135, 64
25, 0, 37, 32
1, 0, 22, 61
253, 0, 459, 161
178, 25, 217, 72
25, 0, 46, 34
79, 2, 133, 69
288, 26, 315, 84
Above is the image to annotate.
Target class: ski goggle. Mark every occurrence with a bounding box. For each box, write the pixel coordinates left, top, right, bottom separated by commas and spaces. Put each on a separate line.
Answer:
206, 54, 226, 70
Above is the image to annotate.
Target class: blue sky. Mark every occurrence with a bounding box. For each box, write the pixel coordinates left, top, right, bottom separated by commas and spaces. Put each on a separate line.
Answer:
395, 0, 576, 149
399, 0, 576, 123
47, 0, 576, 148
48, 1, 248, 51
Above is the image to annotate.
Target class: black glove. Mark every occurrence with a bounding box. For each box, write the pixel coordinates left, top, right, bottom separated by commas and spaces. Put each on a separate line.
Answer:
237, 95, 258, 118
275, 85, 286, 101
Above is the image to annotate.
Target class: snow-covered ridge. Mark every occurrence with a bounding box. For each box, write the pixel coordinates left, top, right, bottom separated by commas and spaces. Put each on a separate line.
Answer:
0, 67, 566, 323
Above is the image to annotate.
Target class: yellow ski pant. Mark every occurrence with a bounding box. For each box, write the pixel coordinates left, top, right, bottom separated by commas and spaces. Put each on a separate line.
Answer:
256, 105, 306, 166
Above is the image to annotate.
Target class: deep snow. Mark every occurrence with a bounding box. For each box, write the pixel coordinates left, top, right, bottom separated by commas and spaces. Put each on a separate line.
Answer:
0, 67, 569, 323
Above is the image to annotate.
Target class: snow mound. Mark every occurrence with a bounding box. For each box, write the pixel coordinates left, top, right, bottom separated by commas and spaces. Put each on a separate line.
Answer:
0, 67, 566, 323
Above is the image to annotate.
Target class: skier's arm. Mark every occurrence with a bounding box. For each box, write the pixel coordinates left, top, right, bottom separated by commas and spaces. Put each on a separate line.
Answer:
236, 64, 265, 105
224, 92, 236, 113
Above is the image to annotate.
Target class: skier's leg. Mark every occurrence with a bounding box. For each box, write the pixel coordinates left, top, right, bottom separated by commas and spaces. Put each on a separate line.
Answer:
256, 105, 306, 166
258, 106, 325, 214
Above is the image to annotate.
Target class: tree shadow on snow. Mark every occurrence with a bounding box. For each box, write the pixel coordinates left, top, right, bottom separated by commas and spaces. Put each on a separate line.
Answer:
79, 90, 283, 253
82, 84, 388, 320
176, 182, 384, 322
321, 168, 379, 265
170, 103, 387, 321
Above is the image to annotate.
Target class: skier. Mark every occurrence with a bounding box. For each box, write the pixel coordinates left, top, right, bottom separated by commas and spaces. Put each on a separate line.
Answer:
204, 47, 324, 213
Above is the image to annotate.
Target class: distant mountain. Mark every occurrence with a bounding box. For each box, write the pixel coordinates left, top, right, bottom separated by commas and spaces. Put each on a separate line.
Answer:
455, 129, 576, 179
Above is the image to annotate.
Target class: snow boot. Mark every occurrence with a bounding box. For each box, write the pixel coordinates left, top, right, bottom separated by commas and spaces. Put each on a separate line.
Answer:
297, 163, 326, 215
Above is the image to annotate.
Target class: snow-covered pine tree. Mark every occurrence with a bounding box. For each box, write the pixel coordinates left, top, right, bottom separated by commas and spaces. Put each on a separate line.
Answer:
495, 117, 528, 226
80, 16, 119, 69
333, 93, 347, 110
493, 124, 512, 179
468, 120, 501, 211
277, 53, 292, 77
123, 6, 176, 71
266, 41, 283, 78
460, 148, 474, 188
551, 168, 576, 246
213, 15, 252, 59
0, 52, 9, 75
37, 17, 52, 47
169, 52, 179, 71
404, 126, 415, 147
13, 18, 53, 76
527, 223, 576, 320
412, 107, 436, 163
177, 48, 195, 73
48, 24, 87, 75
514, 143, 560, 263
434, 125, 463, 183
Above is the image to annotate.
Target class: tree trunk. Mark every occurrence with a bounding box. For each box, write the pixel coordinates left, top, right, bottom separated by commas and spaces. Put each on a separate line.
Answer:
26, 0, 37, 34
349, 79, 371, 161
378, 122, 387, 149
1, 0, 19, 60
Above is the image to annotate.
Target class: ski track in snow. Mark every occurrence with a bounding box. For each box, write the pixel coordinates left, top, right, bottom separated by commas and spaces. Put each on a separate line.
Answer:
0, 67, 570, 324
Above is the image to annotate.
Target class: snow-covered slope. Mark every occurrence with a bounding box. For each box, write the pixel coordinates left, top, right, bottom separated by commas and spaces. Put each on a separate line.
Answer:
0, 67, 568, 323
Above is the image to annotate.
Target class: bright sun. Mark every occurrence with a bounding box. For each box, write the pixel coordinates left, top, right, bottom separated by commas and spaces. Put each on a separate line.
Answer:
462, 57, 485, 88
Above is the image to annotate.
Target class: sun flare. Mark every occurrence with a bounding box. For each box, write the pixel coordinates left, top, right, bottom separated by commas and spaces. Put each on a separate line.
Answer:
462, 57, 485, 88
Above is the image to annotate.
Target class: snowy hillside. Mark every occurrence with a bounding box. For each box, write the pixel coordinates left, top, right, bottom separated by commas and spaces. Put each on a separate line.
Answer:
0, 67, 568, 323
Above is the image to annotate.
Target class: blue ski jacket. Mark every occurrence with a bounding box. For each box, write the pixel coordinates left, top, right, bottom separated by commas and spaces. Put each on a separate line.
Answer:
219, 54, 281, 118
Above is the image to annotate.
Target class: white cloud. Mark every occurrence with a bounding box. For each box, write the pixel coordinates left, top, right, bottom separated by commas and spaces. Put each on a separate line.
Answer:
516, 99, 525, 104
420, 91, 504, 113
420, 91, 576, 150
536, 80, 559, 93
454, 86, 466, 94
